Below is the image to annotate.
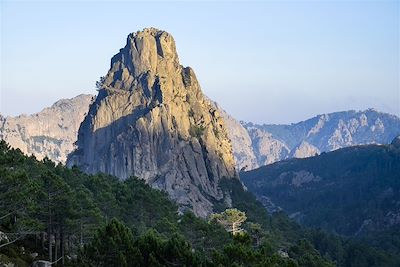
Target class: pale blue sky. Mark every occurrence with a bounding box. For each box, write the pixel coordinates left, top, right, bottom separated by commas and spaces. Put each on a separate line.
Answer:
1, 1, 399, 124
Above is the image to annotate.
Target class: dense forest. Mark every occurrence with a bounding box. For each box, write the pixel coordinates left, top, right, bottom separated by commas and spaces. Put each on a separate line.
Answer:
241, 144, 400, 236
0, 140, 398, 266
242, 140, 400, 258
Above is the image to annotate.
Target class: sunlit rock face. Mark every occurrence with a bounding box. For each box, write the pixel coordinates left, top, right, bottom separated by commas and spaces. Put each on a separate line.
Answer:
67, 28, 237, 217
246, 128, 290, 167
290, 141, 319, 158
0, 94, 93, 164
211, 102, 258, 171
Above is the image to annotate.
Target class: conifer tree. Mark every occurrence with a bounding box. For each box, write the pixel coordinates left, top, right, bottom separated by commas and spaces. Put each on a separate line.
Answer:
210, 208, 247, 235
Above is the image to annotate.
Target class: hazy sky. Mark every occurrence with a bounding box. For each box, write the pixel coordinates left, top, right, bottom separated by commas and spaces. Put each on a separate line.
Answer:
1, 1, 399, 124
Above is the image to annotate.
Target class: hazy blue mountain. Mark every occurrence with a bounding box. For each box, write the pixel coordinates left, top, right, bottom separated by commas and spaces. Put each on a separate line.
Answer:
237, 109, 400, 170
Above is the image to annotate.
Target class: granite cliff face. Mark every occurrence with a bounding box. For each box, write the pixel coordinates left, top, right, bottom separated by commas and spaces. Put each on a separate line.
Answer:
67, 28, 237, 217
231, 109, 400, 170
213, 102, 258, 171
0, 94, 93, 163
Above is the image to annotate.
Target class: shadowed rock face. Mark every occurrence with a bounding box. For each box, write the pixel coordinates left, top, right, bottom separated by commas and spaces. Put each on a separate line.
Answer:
67, 28, 237, 217
0, 94, 93, 164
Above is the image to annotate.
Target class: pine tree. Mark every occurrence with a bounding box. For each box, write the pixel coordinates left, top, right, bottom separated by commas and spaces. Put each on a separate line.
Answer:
210, 208, 247, 235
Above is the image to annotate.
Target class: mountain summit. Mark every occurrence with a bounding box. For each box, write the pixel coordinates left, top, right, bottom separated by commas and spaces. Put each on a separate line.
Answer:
67, 28, 237, 217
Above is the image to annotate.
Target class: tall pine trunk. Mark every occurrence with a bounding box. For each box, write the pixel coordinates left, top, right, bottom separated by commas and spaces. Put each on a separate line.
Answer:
41, 232, 45, 251
54, 229, 58, 265
61, 227, 65, 266
48, 192, 52, 262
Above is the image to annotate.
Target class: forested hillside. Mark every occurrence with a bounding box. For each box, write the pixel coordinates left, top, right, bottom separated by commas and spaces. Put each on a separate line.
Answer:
1, 140, 398, 266
242, 137, 400, 260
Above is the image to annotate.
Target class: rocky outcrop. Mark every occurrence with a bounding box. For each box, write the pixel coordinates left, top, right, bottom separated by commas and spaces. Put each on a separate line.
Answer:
290, 141, 319, 158
67, 28, 237, 217
0, 94, 93, 163
213, 102, 258, 171
246, 128, 290, 166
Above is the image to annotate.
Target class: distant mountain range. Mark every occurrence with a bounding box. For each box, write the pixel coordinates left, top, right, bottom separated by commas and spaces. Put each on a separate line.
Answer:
218, 106, 400, 171
1, 94, 399, 174
241, 137, 400, 237
0, 94, 93, 163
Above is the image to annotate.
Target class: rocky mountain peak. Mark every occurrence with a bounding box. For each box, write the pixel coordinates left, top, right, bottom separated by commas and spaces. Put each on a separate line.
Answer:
68, 29, 237, 217
103, 28, 180, 89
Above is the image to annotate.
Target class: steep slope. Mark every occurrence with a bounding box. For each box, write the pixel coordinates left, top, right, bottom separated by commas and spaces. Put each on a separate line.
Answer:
239, 109, 400, 169
241, 137, 400, 237
0, 94, 93, 163
67, 28, 237, 217
212, 102, 258, 171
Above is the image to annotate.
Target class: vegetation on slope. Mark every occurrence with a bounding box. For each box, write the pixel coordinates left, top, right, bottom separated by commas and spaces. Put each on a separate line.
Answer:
242, 143, 400, 234
1, 140, 397, 266
241, 141, 400, 265
0, 140, 331, 266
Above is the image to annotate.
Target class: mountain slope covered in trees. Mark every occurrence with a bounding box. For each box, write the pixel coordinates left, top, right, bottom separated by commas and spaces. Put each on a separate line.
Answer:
0, 140, 326, 266
1, 140, 399, 266
241, 137, 400, 257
